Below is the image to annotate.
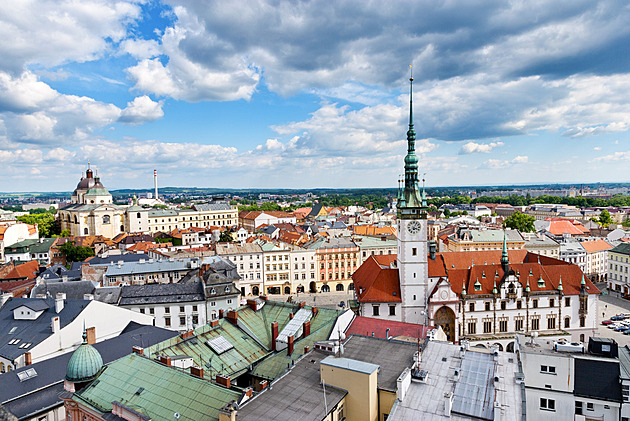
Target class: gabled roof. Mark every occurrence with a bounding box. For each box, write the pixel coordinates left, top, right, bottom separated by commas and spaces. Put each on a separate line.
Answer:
119, 281, 206, 305
0, 260, 40, 281
581, 239, 613, 253
611, 243, 630, 256
352, 255, 401, 303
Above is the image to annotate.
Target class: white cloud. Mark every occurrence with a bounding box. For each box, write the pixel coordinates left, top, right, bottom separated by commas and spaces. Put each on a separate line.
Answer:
593, 151, 630, 162
593, 146, 602, 151
458, 141, 504, 154
119, 96, 164, 125
119, 38, 161, 60
482, 155, 529, 169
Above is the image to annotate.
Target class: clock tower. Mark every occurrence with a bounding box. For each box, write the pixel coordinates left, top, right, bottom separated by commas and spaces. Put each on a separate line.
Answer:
396, 70, 429, 325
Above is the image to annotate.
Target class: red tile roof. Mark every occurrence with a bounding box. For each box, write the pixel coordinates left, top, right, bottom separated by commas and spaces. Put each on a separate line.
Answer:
346, 316, 433, 339
0, 260, 40, 281
546, 219, 588, 235
352, 255, 401, 303
0, 279, 36, 296
581, 239, 613, 253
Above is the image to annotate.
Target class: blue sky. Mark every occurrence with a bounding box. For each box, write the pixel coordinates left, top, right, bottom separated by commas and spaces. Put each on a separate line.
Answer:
1, 0, 630, 192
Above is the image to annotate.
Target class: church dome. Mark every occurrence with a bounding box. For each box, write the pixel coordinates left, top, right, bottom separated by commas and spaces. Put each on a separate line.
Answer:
66, 329, 103, 382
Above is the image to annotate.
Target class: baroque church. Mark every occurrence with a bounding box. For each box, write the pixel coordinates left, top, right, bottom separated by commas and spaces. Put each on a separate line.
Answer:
352, 75, 599, 351
58, 165, 126, 238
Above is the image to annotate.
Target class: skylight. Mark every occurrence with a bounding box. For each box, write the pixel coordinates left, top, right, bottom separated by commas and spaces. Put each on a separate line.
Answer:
9, 327, 17, 334
17, 368, 37, 382
8, 339, 20, 345
206, 336, 234, 354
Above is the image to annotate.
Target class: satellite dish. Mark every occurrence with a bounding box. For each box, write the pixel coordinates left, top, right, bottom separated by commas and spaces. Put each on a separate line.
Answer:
174, 413, 180, 419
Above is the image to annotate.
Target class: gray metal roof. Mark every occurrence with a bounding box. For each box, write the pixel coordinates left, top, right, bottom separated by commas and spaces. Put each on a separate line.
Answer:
118, 281, 206, 306
0, 298, 89, 361
236, 348, 347, 421
104, 259, 198, 277
30, 280, 97, 300
0, 323, 177, 420
192, 204, 233, 212
451, 350, 495, 419
93, 287, 123, 304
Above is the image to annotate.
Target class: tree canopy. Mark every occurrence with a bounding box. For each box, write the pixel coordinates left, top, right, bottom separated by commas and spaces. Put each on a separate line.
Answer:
58, 240, 95, 263
503, 211, 536, 232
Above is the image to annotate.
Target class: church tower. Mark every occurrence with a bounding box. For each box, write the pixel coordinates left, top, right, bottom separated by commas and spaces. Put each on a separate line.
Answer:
397, 69, 429, 324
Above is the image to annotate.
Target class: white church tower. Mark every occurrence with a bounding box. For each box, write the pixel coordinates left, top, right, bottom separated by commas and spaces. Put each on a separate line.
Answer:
396, 70, 429, 325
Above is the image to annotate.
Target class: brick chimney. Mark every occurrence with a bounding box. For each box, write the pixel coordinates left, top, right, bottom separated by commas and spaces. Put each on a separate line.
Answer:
210, 320, 219, 327
216, 374, 231, 388
226, 310, 238, 325
86, 326, 96, 345
271, 321, 279, 351
304, 346, 310, 354
258, 380, 268, 392
289, 312, 294, 320
180, 330, 194, 340
287, 335, 294, 356
312, 306, 318, 316
247, 299, 258, 311
244, 387, 253, 398
191, 366, 204, 378
219, 309, 224, 319
132, 346, 143, 355
299, 302, 306, 308
24, 352, 32, 366
303, 321, 311, 338
260, 295, 268, 301
159, 355, 172, 366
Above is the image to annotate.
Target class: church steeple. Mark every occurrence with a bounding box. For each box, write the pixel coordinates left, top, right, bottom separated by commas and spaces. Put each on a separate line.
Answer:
399, 66, 423, 213
501, 230, 509, 273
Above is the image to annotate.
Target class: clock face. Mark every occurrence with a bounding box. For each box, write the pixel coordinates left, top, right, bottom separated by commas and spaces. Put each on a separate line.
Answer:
407, 220, 422, 235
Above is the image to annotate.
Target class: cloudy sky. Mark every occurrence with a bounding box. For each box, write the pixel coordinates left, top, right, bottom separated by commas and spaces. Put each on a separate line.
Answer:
1, 0, 630, 192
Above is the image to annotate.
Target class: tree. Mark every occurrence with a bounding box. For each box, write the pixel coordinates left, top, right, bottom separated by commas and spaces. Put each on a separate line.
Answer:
443, 208, 451, 218
503, 211, 535, 233
16, 212, 59, 237
219, 231, 233, 243
58, 241, 95, 263
599, 210, 612, 227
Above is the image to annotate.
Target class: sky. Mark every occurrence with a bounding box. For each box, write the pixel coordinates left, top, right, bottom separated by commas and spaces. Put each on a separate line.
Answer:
1, 0, 630, 192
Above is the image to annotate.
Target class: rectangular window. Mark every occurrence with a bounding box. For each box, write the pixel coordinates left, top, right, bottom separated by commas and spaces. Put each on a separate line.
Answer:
541, 365, 556, 374
517, 300, 522, 309
485, 301, 491, 311
372, 306, 380, 316
139, 308, 145, 314
389, 305, 396, 316
565, 297, 570, 307
467, 320, 476, 334
179, 306, 185, 313
533, 299, 538, 308
547, 317, 556, 330
469, 302, 475, 312
412, 248, 417, 256
515, 318, 523, 331
575, 401, 583, 415
622, 384, 629, 402
587, 402, 594, 411
580, 317, 585, 327
483, 320, 492, 334
501, 301, 506, 310
499, 320, 507, 332
179, 316, 186, 326
149, 308, 155, 315
540, 398, 555, 411
549, 299, 554, 308
532, 318, 540, 330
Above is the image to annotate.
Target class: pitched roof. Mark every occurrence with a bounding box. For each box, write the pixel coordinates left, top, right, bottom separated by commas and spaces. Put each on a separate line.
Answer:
0, 260, 40, 281
352, 225, 397, 236
581, 239, 613, 253
119, 281, 206, 305
352, 255, 401, 303
547, 220, 588, 235
346, 316, 432, 339
611, 243, 630, 256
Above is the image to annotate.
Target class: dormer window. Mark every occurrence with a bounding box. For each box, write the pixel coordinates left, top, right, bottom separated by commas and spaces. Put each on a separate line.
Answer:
482, 271, 486, 278
210, 288, 216, 294
474, 280, 482, 291
224, 286, 230, 293
538, 276, 545, 288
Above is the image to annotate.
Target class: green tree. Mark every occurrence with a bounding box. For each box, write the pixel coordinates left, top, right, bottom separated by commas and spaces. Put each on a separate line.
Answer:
503, 211, 536, 232
16, 213, 59, 237
599, 209, 612, 227
219, 231, 233, 242
443, 208, 451, 218
58, 241, 95, 263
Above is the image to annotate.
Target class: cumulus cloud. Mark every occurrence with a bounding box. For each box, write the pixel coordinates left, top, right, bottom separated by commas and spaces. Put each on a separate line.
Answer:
118, 96, 164, 125
459, 141, 504, 154
593, 151, 630, 162
482, 156, 529, 170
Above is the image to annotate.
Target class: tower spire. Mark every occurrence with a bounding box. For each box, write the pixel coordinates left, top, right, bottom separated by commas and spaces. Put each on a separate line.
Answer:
501, 230, 509, 272
400, 65, 423, 210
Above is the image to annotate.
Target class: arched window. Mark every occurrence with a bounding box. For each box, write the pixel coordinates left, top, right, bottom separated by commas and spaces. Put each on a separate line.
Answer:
508, 283, 515, 294
0, 362, 4, 373
348, 284, 355, 291
564, 317, 570, 329
103, 215, 110, 224
137, 212, 141, 218
84, 228, 88, 235
252, 286, 260, 295
336, 283, 344, 292
284, 286, 291, 294
74, 215, 78, 223
321, 284, 330, 292
579, 334, 585, 342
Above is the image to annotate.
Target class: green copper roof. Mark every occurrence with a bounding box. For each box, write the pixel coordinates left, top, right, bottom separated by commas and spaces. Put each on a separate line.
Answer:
66, 329, 103, 382
74, 353, 241, 420
398, 70, 424, 210
84, 187, 110, 196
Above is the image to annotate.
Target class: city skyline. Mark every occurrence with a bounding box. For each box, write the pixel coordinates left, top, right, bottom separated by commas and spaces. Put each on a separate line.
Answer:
2, 1, 630, 192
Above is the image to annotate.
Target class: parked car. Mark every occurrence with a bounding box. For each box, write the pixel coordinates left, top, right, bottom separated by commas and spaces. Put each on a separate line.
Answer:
602, 320, 615, 325
623, 328, 630, 335
611, 315, 626, 321
614, 325, 628, 331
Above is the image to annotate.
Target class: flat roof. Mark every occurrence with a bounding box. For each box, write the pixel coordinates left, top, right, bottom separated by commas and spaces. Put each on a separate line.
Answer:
320, 356, 379, 375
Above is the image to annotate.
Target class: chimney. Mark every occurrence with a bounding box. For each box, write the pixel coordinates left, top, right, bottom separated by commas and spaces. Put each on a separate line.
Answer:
55, 293, 66, 313
257, 380, 268, 392
83, 294, 94, 301
304, 346, 310, 354
247, 299, 258, 311
299, 301, 306, 308
226, 310, 238, 325
190, 366, 204, 378
289, 312, 294, 320
180, 330, 194, 340
287, 335, 294, 356
303, 321, 311, 338
159, 355, 172, 366
271, 322, 279, 351
210, 320, 219, 327
444, 392, 453, 416
132, 346, 144, 355
312, 306, 318, 316
51, 316, 60, 333
219, 309, 224, 319
24, 352, 32, 366
244, 387, 253, 398
154, 169, 158, 200
260, 295, 268, 301
86, 326, 96, 344
216, 374, 231, 388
